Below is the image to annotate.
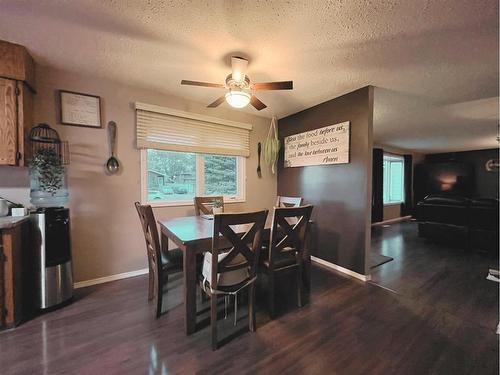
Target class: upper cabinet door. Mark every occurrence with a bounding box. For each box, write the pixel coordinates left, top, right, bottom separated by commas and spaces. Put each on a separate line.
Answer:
0, 78, 18, 165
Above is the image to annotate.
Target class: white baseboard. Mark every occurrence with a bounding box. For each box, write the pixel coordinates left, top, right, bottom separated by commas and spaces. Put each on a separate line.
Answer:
311, 256, 371, 282
75, 257, 372, 288
74, 268, 149, 289
372, 215, 412, 226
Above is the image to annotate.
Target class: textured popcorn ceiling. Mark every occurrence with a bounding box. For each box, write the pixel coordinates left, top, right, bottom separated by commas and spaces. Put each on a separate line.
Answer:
0, 0, 498, 152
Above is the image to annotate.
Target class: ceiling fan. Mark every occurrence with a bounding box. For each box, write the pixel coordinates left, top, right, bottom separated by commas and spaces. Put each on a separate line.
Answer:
181, 56, 293, 111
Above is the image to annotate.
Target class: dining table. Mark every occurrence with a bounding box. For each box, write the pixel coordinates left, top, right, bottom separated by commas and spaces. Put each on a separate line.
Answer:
158, 214, 312, 335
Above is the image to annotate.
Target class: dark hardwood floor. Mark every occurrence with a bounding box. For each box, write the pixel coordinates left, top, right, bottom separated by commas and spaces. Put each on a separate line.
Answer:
1, 222, 498, 374
371, 221, 499, 332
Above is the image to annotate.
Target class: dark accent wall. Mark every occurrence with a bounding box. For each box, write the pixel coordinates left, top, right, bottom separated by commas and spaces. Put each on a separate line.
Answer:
416, 148, 499, 200
277, 86, 374, 275
372, 148, 384, 223
402, 154, 413, 215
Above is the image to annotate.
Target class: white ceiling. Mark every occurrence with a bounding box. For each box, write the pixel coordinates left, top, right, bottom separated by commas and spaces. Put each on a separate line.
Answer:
374, 88, 499, 153
0, 0, 498, 153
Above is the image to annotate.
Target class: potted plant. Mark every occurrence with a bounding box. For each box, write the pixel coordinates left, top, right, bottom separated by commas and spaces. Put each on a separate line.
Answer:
212, 199, 224, 214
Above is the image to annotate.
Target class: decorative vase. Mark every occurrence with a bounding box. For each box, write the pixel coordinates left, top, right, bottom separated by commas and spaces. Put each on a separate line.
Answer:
212, 207, 223, 214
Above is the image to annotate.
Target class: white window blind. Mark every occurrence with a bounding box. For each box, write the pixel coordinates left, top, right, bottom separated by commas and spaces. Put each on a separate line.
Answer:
135, 102, 252, 157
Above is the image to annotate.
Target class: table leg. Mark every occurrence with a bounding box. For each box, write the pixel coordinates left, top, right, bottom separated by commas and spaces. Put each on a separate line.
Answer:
183, 245, 197, 335
161, 232, 168, 253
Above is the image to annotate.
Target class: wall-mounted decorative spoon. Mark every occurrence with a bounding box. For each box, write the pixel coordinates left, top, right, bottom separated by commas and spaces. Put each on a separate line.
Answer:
106, 121, 120, 174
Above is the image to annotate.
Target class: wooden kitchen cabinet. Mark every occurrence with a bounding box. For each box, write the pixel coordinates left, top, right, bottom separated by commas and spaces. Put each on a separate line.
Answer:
0, 217, 33, 328
0, 39, 35, 166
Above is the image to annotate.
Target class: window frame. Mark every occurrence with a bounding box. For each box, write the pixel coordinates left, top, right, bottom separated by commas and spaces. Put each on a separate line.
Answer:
383, 153, 405, 206
140, 149, 246, 207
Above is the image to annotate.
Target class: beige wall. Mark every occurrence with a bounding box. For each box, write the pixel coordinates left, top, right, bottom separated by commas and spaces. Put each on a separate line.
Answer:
1, 66, 277, 283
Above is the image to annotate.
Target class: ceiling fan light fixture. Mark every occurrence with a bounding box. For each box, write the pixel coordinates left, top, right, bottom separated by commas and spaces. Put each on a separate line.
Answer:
181, 55, 292, 111
225, 90, 251, 108
232, 72, 244, 82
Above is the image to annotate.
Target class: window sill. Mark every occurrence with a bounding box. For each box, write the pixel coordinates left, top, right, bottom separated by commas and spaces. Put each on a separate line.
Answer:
146, 198, 246, 208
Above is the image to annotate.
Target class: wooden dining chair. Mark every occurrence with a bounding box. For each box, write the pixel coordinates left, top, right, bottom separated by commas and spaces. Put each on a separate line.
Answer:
262, 196, 304, 249
134, 202, 183, 318
200, 210, 268, 350
276, 196, 303, 208
261, 205, 313, 319
194, 196, 224, 215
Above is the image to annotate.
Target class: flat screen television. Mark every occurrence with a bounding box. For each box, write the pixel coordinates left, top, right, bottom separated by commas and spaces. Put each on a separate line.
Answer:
425, 162, 474, 196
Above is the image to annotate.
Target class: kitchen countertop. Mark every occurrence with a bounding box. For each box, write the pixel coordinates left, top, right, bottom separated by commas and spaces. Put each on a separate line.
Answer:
0, 216, 30, 230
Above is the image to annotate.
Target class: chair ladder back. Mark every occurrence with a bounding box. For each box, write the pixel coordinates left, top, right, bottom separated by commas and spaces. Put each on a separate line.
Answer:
269, 205, 314, 267
134, 202, 162, 278
211, 210, 268, 288
194, 196, 224, 216
276, 196, 303, 208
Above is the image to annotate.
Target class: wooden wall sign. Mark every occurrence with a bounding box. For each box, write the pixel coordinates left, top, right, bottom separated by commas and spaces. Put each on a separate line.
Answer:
284, 121, 350, 168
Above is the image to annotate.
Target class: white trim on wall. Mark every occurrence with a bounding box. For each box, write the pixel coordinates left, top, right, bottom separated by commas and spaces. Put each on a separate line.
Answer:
311, 256, 371, 282
75, 256, 374, 289
74, 268, 149, 289
74, 257, 372, 289
372, 215, 412, 226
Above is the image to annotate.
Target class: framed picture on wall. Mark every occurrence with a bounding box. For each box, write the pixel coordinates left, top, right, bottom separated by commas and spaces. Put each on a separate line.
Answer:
60, 90, 102, 128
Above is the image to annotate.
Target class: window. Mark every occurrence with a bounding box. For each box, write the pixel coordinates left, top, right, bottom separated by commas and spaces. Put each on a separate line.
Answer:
136, 103, 251, 206
383, 154, 405, 204
142, 149, 245, 205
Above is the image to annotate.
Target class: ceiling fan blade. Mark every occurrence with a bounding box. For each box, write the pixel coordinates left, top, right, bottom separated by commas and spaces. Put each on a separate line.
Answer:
252, 81, 293, 91
207, 95, 226, 108
181, 80, 225, 88
231, 56, 248, 82
250, 95, 267, 111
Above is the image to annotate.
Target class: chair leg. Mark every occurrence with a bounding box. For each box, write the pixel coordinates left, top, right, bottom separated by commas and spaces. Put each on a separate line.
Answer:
233, 292, 238, 326
296, 264, 303, 308
148, 268, 155, 300
156, 273, 164, 318
268, 273, 276, 319
201, 289, 209, 303
164, 273, 169, 293
224, 295, 229, 319
211, 294, 218, 350
249, 283, 256, 332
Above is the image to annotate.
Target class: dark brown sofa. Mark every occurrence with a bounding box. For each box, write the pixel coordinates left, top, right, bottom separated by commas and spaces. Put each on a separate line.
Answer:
416, 194, 498, 255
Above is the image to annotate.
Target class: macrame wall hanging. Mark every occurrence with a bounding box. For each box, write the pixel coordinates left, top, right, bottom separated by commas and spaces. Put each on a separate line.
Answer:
263, 116, 280, 174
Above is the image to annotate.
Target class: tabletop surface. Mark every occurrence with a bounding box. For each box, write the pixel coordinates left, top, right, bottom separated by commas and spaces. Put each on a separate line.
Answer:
0, 215, 30, 230
159, 215, 273, 245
